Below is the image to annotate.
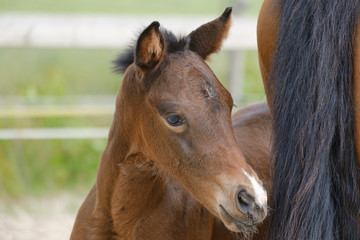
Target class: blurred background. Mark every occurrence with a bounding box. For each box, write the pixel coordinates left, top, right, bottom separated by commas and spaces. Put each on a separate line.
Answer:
0, 0, 265, 239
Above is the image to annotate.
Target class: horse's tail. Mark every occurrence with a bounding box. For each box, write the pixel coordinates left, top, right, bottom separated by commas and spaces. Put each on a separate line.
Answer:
266, 1, 360, 239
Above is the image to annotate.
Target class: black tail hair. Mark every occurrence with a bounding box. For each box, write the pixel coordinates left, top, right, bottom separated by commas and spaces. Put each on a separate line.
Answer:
266, 0, 360, 239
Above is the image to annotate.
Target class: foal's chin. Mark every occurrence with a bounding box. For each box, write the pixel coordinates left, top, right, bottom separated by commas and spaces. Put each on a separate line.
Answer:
217, 205, 259, 237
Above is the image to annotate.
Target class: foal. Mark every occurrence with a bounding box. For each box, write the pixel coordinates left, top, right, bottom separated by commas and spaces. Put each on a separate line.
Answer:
71, 8, 267, 240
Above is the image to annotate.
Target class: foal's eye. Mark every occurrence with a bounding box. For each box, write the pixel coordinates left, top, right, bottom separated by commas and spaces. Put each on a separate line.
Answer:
166, 113, 183, 126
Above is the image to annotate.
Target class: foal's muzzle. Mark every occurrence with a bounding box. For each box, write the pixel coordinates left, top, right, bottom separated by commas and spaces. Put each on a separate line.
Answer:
236, 189, 267, 224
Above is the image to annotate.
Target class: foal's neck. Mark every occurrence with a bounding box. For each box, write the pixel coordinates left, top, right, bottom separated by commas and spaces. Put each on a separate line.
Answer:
109, 152, 215, 240
112, 152, 167, 224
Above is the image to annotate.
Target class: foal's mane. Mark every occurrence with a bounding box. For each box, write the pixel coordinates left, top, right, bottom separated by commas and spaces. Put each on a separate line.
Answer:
113, 29, 188, 73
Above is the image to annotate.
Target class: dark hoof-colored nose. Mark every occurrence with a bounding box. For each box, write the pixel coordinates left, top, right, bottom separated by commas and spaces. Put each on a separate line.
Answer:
235, 189, 266, 223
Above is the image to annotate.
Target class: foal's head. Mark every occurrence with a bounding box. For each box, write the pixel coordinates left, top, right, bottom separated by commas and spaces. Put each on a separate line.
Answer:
114, 8, 267, 234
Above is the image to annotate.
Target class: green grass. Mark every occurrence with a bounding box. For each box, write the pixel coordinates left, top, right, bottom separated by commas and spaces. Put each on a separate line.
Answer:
242, 51, 266, 103
0, 48, 120, 96
0, 115, 112, 129
0, 139, 104, 197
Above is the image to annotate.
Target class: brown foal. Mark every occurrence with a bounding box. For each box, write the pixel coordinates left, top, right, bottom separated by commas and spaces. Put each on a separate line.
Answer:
71, 8, 269, 240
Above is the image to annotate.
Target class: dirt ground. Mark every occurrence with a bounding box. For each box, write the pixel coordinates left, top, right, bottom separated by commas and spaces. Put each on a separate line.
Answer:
0, 193, 84, 240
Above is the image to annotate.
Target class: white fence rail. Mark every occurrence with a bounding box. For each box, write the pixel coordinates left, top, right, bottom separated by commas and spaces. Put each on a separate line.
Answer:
0, 105, 114, 118
0, 13, 257, 50
0, 127, 109, 140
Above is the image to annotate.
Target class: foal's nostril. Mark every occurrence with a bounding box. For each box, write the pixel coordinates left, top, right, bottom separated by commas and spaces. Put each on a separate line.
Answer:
235, 188, 267, 223
236, 190, 255, 214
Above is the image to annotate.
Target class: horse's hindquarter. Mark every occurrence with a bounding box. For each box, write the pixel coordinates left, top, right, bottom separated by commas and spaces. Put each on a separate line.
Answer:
257, 0, 280, 109
352, 20, 360, 166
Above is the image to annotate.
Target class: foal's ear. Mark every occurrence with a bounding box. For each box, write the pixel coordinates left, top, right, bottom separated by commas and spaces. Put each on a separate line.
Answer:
188, 7, 232, 59
135, 21, 166, 71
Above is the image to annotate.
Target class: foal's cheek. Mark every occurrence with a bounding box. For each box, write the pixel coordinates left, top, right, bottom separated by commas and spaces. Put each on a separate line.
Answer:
176, 137, 193, 157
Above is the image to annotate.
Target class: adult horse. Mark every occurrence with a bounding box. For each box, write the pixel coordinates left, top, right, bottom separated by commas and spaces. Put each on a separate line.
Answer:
257, 0, 360, 239
71, 8, 268, 240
